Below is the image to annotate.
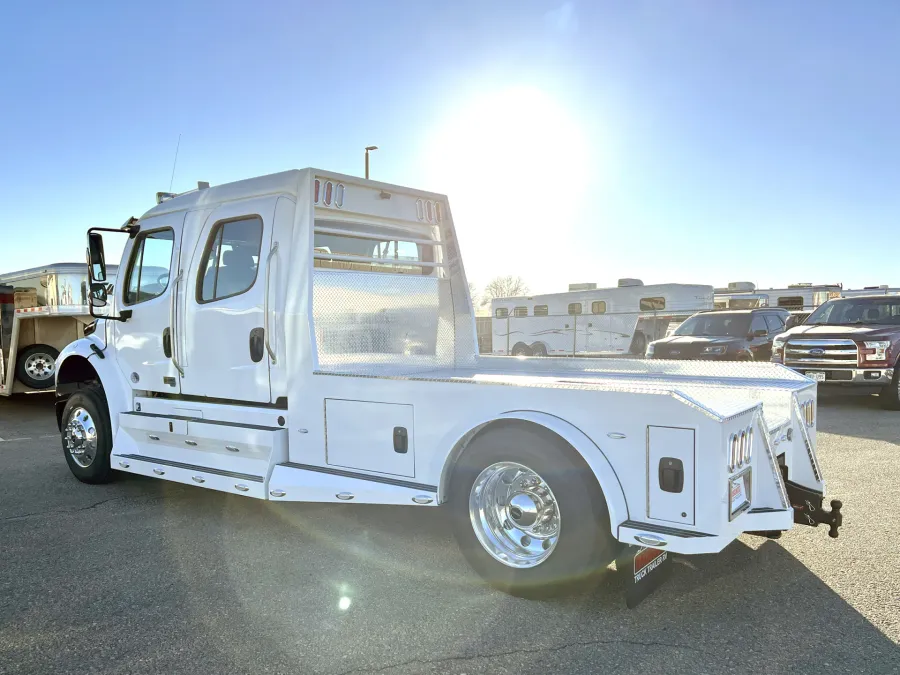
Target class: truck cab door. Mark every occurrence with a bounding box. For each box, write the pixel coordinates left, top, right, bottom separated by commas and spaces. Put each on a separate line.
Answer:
177, 197, 277, 404
112, 214, 186, 394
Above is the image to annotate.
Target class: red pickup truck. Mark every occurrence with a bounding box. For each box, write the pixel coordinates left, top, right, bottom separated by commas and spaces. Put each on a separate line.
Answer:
772, 295, 900, 409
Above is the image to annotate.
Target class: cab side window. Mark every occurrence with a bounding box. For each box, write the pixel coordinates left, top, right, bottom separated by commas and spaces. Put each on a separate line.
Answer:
765, 314, 785, 334
123, 229, 174, 305
750, 315, 768, 334
198, 217, 263, 303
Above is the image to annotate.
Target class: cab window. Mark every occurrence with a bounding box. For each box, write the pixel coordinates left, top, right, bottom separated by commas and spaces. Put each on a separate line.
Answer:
765, 314, 785, 333
123, 229, 174, 305
750, 315, 768, 334
198, 216, 263, 303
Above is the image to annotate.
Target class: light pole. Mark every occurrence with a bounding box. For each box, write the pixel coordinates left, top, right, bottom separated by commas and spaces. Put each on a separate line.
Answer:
365, 145, 378, 179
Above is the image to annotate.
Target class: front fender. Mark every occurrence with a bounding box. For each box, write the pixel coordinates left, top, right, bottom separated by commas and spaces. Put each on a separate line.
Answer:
437, 410, 629, 538
56, 335, 130, 435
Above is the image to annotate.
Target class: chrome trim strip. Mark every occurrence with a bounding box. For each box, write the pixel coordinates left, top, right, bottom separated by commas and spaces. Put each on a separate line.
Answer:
117, 454, 264, 482
312, 252, 446, 269
279, 461, 437, 492
618, 519, 715, 538
313, 226, 441, 247
169, 270, 185, 377
756, 411, 789, 510
264, 241, 279, 364
791, 395, 822, 483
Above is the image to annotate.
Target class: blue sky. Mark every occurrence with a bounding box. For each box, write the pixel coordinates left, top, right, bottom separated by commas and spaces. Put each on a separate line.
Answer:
1, 1, 898, 294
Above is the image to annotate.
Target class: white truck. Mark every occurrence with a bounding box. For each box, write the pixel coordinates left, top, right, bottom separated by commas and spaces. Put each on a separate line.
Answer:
55, 169, 842, 602
714, 282, 842, 312
491, 281, 713, 357
0, 263, 116, 394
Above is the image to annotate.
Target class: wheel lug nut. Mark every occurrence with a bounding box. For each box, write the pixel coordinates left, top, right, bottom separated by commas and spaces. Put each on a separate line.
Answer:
520, 535, 531, 547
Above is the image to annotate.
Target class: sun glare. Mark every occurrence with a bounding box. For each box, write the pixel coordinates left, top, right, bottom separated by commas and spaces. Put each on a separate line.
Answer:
426, 87, 591, 290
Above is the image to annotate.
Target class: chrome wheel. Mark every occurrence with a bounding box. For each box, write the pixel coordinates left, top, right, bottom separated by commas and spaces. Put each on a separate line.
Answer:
469, 461, 561, 568
65, 407, 98, 468
24, 352, 56, 381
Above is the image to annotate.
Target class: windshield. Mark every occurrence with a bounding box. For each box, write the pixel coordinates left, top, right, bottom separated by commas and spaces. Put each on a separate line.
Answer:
806, 298, 900, 325
674, 313, 751, 337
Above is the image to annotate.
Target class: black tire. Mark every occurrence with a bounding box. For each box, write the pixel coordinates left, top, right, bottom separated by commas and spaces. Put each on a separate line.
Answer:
630, 332, 647, 356
530, 343, 548, 357
880, 366, 900, 410
736, 352, 753, 362
61, 387, 114, 484
511, 343, 532, 357
15, 344, 60, 389
449, 424, 620, 597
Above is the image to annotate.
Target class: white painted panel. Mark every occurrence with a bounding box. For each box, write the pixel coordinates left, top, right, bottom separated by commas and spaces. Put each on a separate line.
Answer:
647, 426, 695, 526
325, 399, 415, 477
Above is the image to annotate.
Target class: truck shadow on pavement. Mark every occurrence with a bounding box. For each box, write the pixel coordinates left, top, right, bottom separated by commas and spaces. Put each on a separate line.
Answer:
82, 477, 898, 675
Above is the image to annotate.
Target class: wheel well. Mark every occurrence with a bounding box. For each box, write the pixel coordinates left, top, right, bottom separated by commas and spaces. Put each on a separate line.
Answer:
511, 342, 531, 353
55, 355, 102, 430
439, 419, 593, 501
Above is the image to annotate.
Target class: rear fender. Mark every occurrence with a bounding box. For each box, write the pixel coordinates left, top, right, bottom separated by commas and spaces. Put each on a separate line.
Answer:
439, 410, 629, 538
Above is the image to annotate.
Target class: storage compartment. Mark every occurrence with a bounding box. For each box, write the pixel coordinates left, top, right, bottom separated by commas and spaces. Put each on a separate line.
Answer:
325, 399, 415, 477
647, 426, 695, 525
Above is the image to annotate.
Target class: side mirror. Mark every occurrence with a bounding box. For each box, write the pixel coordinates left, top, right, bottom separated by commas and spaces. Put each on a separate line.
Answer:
89, 282, 108, 309
751, 329, 768, 338
785, 317, 799, 329
88, 233, 107, 282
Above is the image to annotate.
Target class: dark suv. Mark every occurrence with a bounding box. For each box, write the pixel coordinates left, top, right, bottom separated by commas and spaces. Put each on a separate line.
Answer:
647, 308, 791, 361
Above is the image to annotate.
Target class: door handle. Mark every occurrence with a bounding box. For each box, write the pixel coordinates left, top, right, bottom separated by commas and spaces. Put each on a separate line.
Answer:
249, 327, 265, 363
264, 242, 279, 364
162, 327, 172, 358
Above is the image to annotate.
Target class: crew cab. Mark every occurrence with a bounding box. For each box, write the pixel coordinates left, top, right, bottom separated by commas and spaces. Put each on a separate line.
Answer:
54, 169, 842, 601
773, 294, 900, 410
647, 308, 791, 362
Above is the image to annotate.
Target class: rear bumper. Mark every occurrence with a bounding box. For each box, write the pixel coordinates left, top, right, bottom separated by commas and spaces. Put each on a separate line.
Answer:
784, 366, 893, 385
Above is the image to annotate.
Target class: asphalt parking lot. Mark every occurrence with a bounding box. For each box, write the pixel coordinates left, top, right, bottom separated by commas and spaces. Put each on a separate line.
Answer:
1, 393, 898, 675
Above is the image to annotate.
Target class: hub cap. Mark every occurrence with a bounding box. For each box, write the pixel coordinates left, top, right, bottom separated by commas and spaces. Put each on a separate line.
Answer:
469, 461, 561, 568
24, 352, 56, 381
65, 407, 98, 468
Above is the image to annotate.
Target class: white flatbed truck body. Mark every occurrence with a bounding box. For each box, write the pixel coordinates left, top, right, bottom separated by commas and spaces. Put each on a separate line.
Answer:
54, 169, 842, 599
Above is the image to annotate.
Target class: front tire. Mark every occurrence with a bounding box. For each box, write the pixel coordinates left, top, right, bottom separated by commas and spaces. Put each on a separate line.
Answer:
880, 366, 900, 410
449, 425, 619, 597
15, 344, 60, 389
61, 387, 114, 483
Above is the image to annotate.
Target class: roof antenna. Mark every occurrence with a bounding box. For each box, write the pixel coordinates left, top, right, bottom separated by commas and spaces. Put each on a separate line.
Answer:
169, 133, 182, 192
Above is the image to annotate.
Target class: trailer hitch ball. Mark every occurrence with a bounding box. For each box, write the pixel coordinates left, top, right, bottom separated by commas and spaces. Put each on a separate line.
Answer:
828, 500, 843, 539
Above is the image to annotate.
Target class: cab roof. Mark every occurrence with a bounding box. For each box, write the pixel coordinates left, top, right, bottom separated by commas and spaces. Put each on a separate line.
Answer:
139, 168, 448, 220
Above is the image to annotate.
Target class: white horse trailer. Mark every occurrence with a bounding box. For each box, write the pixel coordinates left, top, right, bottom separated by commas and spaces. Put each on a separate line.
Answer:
0, 263, 116, 394
491, 282, 714, 357
841, 285, 900, 298
714, 282, 841, 312
56, 169, 842, 603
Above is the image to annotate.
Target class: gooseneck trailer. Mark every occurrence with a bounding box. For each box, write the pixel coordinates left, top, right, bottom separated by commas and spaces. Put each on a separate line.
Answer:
55, 169, 842, 601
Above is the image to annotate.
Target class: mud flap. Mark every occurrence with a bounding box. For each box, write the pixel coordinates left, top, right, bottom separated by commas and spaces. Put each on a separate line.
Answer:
615, 544, 673, 609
